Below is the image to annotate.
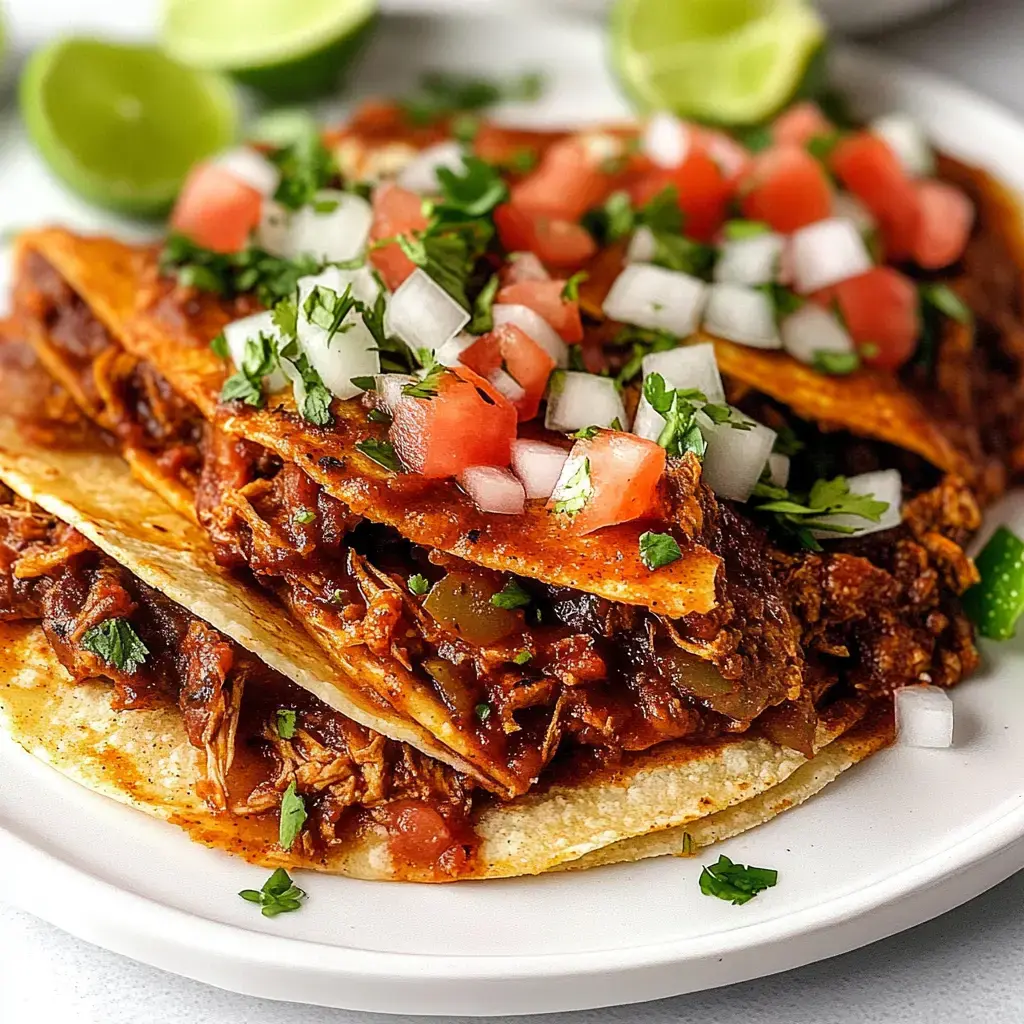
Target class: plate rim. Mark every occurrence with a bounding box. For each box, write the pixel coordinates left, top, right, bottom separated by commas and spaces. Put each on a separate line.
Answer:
4, 29, 1024, 1015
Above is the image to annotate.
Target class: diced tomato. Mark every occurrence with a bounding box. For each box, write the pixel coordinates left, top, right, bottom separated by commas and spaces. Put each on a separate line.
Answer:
825, 267, 921, 372
628, 150, 730, 242
740, 145, 833, 234
169, 162, 263, 254
771, 102, 833, 148
368, 183, 429, 291
548, 432, 666, 535
511, 135, 622, 221
383, 799, 467, 873
912, 180, 974, 270
460, 323, 557, 421
389, 365, 517, 478
494, 204, 597, 267
692, 127, 754, 184
500, 252, 551, 285
495, 280, 582, 343
830, 132, 920, 259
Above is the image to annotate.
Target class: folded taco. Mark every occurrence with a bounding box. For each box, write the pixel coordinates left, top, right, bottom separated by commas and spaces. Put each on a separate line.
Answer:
5, 93, 998, 880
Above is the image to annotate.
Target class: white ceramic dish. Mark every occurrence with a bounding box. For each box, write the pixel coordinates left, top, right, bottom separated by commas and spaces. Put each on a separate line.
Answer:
2, 7, 1024, 1018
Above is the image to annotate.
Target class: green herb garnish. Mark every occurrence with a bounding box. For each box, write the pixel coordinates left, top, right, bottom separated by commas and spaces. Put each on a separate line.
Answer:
293, 507, 316, 526
920, 283, 972, 325
408, 573, 431, 596
512, 649, 532, 666
239, 868, 307, 918
269, 129, 337, 211
639, 531, 682, 570
475, 701, 494, 723
278, 780, 307, 851
811, 350, 860, 376
723, 219, 771, 241
81, 618, 149, 674
561, 271, 588, 303
468, 273, 500, 334
400, 71, 544, 126
276, 709, 297, 739
490, 579, 531, 610
210, 333, 230, 359
699, 855, 778, 905
551, 457, 593, 516
355, 439, 404, 473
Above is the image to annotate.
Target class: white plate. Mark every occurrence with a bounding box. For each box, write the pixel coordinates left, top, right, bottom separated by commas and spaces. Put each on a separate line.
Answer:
3, 7, 1024, 1018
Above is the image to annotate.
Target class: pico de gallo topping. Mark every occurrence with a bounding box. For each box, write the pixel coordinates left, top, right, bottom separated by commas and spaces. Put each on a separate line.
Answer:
160, 84, 980, 547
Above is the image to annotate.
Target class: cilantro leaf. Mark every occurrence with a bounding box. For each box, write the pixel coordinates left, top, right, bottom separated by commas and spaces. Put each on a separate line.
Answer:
434, 156, 509, 218
561, 272, 588, 302
408, 573, 431, 596
81, 618, 149, 674
614, 326, 678, 387
699, 855, 778, 905
402, 354, 448, 399
512, 649, 532, 665
400, 71, 544, 125
551, 457, 593, 516
278, 780, 307, 851
723, 219, 771, 241
475, 701, 493, 722
293, 507, 316, 526
639, 531, 682, 570
920, 283, 972, 325
583, 190, 636, 243
491, 579, 532, 610
276, 709, 297, 739
571, 425, 601, 440
812, 350, 860, 375
397, 231, 475, 308
239, 867, 307, 918
355, 438, 404, 473
269, 129, 337, 211
468, 273, 500, 334
210, 333, 229, 359
279, 351, 334, 427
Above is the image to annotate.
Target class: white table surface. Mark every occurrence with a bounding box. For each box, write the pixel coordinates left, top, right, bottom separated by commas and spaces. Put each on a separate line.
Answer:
2, 0, 1024, 1020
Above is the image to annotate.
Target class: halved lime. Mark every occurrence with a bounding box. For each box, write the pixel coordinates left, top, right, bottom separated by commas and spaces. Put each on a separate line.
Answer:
20, 38, 237, 217
161, 0, 378, 102
610, 0, 826, 125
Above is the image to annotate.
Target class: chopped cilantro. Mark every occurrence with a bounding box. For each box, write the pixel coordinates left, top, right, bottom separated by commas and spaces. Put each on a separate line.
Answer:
350, 375, 377, 392
220, 331, 280, 407
293, 506, 316, 526
408, 573, 431, 596
278, 351, 334, 427
276, 709, 297, 739
302, 283, 357, 344
812, 350, 861, 375
402, 355, 448, 399
355, 438, 404, 473
210, 333, 229, 358
81, 618, 149, 674
239, 868, 307, 918
433, 156, 509, 218
805, 131, 843, 164
551, 457, 593, 516
268, 129, 337, 211
758, 283, 804, 323
468, 273, 500, 334
561, 271, 588, 302
451, 112, 481, 143
639, 531, 682, 570
920, 283, 972, 325
367, 408, 392, 424
613, 326, 678, 387
278, 780, 307, 851
731, 124, 774, 153
699, 855, 778, 905
397, 231, 476, 308
512, 649, 533, 666
723, 219, 771, 241
571, 425, 601, 440
643, 372, 709, 459
475, 701, 494, 723
490, 579, 531, 610
753, 475, 890, 550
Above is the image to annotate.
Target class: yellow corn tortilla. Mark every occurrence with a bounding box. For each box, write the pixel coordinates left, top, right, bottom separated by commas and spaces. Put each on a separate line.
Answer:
0, 619, 887, 880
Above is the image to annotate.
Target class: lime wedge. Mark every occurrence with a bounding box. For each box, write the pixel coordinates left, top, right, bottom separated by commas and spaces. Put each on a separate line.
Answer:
20, 38, 237, 217
610, 0, 826, 125
161, 0, 378, 101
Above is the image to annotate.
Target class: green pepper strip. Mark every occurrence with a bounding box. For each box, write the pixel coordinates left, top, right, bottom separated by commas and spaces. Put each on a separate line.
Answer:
963, 525, 1024, 640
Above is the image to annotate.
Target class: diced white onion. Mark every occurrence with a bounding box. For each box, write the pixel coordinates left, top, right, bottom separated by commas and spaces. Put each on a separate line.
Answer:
700, 411, 777, 502
492, 304, 568, 368
214, 147, 280, 196
832, 192, 877, 236
458, 465, 525, 515
895, 685, 953, 748
545, 371, 628, 434
642, 342, 726, 403
703, 283, 781, 349
296, 271, 379, 400
642, 113, 691, 169
434, 331, 477, 367
870, 114, 935, 178
286, 189, 373, 263
780, 303, 855, 366
809, 469, 903, 539
506, 252, 550, 282
488, 367, 526, 404
374, 373, 415, 414
602, 263, 708, 337
256, 199, 292, 257
632, 342, 726, 444
511, 439, 569, 499
385, 268, 469, 355
767, 452, 790, 489
222, 310, 287, 392
396, 141, 467, 194
714, 234, 785, 286
626, 226, 657, 264
332, 263, 383, 306
549, 452, 589, 505
790, 218, 873, 295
